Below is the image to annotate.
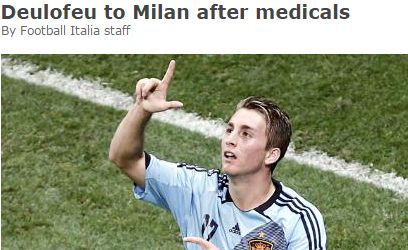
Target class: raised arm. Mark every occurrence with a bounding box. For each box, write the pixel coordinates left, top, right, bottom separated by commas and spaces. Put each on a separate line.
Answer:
108, 60, 183, 187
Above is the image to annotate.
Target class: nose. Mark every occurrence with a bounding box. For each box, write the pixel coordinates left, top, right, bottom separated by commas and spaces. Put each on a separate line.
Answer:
224, 131, 237, 147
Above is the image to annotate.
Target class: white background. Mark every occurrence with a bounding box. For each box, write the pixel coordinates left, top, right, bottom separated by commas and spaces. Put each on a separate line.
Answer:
0, 0, 407, 53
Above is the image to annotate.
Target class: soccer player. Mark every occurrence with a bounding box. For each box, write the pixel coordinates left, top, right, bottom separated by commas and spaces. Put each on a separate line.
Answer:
109, 60, 326, 250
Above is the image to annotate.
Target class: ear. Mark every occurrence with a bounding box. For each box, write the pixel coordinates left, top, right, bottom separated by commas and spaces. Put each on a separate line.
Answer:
265, 148, 281, 166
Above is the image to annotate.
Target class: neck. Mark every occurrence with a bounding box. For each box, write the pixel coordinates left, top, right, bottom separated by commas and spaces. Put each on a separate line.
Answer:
228, 174, 275, 211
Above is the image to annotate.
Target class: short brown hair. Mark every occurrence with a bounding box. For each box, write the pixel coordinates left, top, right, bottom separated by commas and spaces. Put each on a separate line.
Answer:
236, 96, 292, 171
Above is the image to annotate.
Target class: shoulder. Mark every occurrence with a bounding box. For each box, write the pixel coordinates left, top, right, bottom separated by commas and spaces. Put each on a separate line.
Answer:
278, 183, 322, 212
147, 153, 215, 175
275, 182, 324, 223
274, 182, 326, 249
147, 153, 221, 189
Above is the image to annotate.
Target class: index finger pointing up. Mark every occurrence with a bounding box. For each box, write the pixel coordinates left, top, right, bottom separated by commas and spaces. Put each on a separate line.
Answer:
161, 60, 176, 86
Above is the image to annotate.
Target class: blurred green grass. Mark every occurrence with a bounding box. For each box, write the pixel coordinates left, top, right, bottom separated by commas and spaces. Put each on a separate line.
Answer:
2, 75, 408, 249
7, 54, 408, 178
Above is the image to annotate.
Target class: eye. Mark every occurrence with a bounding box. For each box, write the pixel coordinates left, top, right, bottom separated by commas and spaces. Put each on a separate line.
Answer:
241, 131, 251, 138
225, 127, 232, 134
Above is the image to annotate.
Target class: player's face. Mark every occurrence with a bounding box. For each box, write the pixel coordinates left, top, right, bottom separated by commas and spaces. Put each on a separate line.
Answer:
221, 108, 269, 177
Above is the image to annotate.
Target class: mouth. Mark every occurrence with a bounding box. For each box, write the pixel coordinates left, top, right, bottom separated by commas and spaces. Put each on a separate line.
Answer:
223, 151, 237, 160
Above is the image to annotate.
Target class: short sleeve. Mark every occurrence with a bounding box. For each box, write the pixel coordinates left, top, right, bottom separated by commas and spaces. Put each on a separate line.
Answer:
287, 210, 326, 250
133, 154, 217, 229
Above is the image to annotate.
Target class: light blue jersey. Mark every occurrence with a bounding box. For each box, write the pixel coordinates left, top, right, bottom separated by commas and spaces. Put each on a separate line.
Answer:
134, 154, 326, 250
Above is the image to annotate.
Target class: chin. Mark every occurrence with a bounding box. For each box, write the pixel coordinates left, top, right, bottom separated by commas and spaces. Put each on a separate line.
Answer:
221, 163, 239, 176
